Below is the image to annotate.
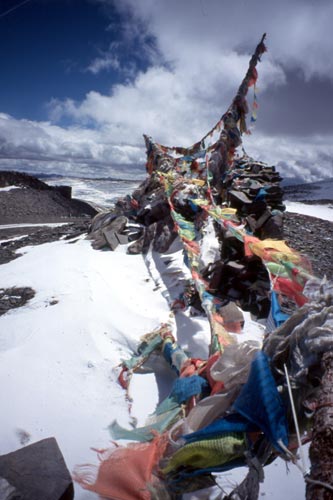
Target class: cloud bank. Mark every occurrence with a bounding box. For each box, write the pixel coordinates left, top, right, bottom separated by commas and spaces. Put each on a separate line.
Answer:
0, 113, 145, 179
1, 0, 333, 182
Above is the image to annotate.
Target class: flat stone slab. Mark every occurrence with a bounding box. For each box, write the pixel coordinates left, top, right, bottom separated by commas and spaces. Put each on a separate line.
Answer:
0, 438, 74, 500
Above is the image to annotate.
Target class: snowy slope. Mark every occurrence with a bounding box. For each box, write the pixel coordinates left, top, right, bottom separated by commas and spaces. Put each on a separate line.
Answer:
1, 202, 332, 498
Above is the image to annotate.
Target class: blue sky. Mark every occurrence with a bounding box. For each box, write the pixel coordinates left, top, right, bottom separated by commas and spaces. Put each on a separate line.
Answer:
0, 0, 141, 121
0, 0, 333, 181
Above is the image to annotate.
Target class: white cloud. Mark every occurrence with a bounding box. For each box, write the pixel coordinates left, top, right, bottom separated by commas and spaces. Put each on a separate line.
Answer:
87, 51, 120, 74
0, 113, 145, 178
1, 0, 333, 183
51, 50, 285, 149
243, 132, 333, 182
112, 0, 333, 81
53, 0, 333, 148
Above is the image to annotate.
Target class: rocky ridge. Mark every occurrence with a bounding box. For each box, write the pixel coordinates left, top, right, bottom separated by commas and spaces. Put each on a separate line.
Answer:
0, 170, 97, 224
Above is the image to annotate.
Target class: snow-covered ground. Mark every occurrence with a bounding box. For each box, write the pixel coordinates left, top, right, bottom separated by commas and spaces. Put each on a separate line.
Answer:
0, 201, 332, 499
284, 201, 333, 222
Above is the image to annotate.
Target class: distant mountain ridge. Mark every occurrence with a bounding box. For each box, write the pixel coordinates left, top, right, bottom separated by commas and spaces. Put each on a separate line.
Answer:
283, 178, 333, 202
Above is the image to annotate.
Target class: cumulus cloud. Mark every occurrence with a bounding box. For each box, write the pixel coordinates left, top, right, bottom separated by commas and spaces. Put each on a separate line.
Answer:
1, 0, 333, 182
55, 0, 333, 133
112, 0, 333, 82
87, 42, 121, 74
50, 48, 285, 147
0, 113, 145, 178
243, 132, 333, 183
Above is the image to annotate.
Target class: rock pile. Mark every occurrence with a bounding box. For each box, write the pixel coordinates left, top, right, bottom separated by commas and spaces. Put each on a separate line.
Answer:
87, 155, 333, 322
88, 175, 177, 255
225, 156, 285, 239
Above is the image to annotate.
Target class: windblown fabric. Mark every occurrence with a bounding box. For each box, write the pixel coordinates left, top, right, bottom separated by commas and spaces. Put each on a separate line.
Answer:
162, 432, 247, 473
233, 351, 289, 452
73, 434, 168, 500
109, 407, 182, 442
183, 413, 258, 444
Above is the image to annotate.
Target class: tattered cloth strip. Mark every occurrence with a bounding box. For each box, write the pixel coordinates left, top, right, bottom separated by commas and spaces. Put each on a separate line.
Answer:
233, 351, 289, 452
264, 285, 333, 385
73, 434, 169, 500
194, 200, 313, 303
183, 412, 258, 443
111, 327, 220, 444
148, 145, 314, 325
109, 407, 182, 443
118, 323, 172, 390
162, 432, 247, 474
266, 290, 291, 333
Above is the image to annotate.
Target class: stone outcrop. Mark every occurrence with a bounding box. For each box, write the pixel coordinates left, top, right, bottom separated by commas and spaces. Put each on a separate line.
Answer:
0, 171, 97, 224
0, 287, 35, 316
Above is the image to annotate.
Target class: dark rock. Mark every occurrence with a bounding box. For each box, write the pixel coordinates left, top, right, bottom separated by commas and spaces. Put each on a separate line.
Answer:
153, 216, 177, 253
0, 438, 74, 500
0, 171, 52, 191
106, 215, 128, 233
127, 232, 146, 254
138, 200, 170, 225
89, 229, 108, 250
102, 228, 119, 250
122, 225, 143, 242
89, 215, 141, 250
261, 211, 283, 239
115, 233, 130, 245
89, 212, 118, 232
228, 189, 253, 207
0, 287, 35, 316
0, 171, 97, 224
54, 185, 72, 199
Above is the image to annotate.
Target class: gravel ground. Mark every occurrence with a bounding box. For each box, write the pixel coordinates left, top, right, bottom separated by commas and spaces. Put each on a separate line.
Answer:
0, 186, 96, 224
283, 211, 333, 282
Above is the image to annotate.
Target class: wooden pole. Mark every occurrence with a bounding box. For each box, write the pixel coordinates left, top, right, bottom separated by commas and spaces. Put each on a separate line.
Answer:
306, 351, 333, 500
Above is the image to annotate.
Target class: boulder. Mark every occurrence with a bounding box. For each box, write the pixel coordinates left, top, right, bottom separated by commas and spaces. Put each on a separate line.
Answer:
0, 438, 74, 500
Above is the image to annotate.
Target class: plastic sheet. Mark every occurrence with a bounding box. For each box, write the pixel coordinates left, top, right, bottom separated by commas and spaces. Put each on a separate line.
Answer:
185, 389, 242, 431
